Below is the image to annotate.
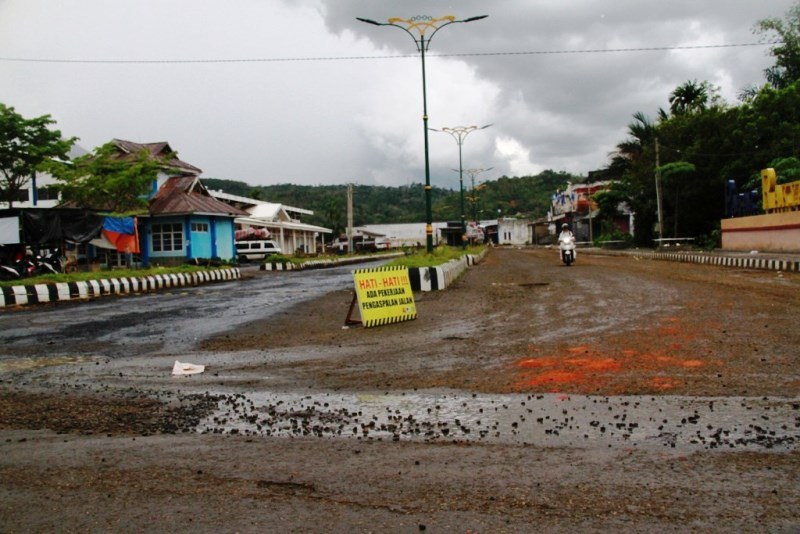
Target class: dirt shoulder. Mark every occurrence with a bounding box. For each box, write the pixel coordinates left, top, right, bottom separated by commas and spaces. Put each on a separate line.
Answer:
203, 247, 800, 397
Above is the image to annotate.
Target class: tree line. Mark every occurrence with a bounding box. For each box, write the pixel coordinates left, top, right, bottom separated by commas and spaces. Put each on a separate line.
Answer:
599, 3, 800, 246
201, 170, 578, 238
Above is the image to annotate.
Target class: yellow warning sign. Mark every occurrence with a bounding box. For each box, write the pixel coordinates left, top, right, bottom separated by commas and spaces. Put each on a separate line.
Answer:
352, 266, 417, 328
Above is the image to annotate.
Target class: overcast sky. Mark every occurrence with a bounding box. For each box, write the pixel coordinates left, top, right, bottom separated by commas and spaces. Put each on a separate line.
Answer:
0, 0, 795, 191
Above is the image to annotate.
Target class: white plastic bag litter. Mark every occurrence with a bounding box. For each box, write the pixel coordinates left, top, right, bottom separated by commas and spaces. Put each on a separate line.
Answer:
172, 361, 205, 376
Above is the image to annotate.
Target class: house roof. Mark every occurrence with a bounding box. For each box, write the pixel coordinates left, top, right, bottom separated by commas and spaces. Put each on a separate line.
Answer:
249, 202, 283, 220
112, 139, 203, 175
149, 176, 249, 217
208, 189, 314, 217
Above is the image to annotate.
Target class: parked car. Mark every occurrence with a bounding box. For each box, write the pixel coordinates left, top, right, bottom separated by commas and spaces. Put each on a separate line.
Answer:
235, 240, 282, 262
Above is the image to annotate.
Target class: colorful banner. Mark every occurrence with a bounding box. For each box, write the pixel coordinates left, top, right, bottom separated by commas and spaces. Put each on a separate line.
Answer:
352, 266, 416, 328
102, 216, 140, 254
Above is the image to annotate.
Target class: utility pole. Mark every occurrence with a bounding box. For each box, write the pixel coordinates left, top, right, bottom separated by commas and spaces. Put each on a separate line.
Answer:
347, 183, 354, 253
654, 137, 664, 244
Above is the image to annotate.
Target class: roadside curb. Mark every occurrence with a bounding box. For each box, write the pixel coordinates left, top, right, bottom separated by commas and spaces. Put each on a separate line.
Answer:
261, 249, 488, 292
583, 248, 800, 273
0, 268, 241, 309
409, 249, 488, 292
260, 252, 404, 271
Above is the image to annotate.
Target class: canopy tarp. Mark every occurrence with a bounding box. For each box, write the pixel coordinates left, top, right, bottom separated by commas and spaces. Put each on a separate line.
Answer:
0, 209, 104, 245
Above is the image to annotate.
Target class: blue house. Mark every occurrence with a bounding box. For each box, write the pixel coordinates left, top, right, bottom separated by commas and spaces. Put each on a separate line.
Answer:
142, 174, 247, 266
104, 139, 247, 266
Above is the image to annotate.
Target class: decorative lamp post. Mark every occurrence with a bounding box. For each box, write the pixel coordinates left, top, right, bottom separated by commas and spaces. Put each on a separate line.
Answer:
356, 14, 489, 252
430, 124, 492, 247
464, 167, 493, 221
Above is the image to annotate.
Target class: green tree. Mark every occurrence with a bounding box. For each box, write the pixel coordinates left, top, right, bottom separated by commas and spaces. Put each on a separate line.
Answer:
593, 184, 631, 241
0, 103, 75, 207
656, 161, 696, 237
47, 142, 163, 212
668, 80, 721, 116
755, 3, 800, 89
608, 112, 659, 245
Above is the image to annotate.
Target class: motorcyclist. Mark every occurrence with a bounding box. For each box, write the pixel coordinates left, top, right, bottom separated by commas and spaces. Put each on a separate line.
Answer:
557, 223, 575, 262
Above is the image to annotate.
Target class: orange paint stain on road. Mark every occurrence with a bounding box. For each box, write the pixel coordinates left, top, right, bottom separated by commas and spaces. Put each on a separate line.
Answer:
565, 357, 621, 372
511, 315, 719, 394
521, 370, 585, 387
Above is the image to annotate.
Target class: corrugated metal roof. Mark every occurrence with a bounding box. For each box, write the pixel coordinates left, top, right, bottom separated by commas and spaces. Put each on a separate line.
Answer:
149, 176, 249, 217
112, 139, 203, 175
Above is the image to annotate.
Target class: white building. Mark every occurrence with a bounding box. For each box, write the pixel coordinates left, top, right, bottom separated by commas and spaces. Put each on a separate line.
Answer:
359, 222, 456, 248
2, 145, 88, 209
209, 190, 332, 255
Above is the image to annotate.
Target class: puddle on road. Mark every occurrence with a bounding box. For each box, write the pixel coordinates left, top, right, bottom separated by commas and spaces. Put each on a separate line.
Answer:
199, 390, 800, 452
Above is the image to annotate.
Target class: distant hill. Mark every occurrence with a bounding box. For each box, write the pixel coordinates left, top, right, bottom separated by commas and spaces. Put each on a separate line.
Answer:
202, 170, 583, 237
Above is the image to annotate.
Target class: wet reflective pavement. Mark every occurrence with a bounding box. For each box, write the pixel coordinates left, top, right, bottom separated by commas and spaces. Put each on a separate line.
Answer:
199, 390, 800, 452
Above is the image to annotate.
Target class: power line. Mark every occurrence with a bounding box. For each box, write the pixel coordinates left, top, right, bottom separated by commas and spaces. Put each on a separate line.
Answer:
0, 41, 780, 65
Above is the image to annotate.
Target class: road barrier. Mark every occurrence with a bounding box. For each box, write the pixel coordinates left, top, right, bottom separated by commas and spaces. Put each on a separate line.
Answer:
585, 249, 800, 273
0, 268, 241, 308
409, 249, 488, 292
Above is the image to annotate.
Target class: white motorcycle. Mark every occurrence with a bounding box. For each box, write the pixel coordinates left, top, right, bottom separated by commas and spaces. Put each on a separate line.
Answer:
558, 234, 576, 266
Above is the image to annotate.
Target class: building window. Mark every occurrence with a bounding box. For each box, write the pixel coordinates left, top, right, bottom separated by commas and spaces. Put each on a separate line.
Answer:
191, 222, 209, 233
0, 189, 29, 203
37, 186, 60, 201
152, 223, 183, 252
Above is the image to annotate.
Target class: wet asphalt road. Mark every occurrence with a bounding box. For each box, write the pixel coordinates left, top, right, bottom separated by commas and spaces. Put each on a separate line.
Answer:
0, 263, 364, 359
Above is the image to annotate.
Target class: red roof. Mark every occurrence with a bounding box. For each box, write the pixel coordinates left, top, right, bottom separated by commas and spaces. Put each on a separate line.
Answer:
149, 176, 248, 217
112, 139, 203, 175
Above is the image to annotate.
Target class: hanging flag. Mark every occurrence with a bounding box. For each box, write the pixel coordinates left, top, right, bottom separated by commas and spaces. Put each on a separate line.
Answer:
102, 216, 140, 254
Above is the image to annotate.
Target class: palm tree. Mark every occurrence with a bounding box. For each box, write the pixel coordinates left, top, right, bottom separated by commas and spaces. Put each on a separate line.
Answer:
669, 80, 709, 115
610, 111, 656, 170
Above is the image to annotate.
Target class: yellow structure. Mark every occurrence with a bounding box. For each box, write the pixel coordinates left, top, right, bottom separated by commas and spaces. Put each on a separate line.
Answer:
722, 168, 800, 252
352, 266, 417, 328
762, 168, 800, 212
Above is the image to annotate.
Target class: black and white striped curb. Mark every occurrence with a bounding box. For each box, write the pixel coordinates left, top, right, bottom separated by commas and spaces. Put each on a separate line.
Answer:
0, 268, 240, 308
261, 250, 488, 292
409, 250, 488, 292
260, 252, 404, 271
646, 251, 800, 272
589, 249, 800, 273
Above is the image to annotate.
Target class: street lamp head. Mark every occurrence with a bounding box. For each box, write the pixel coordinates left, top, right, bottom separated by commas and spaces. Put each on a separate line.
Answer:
355, 13, 488, 253
355, 17, 382, 26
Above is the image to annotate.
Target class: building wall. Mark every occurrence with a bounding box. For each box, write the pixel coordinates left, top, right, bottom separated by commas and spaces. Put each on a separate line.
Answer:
721, 211, 800, 252
361, 222, 449, 247
497, 218, 531, 245
4, 173, 61, 209
143, 215, 237, 265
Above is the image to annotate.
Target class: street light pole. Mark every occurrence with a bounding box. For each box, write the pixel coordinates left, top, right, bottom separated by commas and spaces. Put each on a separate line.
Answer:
430, 124, 492, 247
356, 14, 488, 252
464, 167, 493, 221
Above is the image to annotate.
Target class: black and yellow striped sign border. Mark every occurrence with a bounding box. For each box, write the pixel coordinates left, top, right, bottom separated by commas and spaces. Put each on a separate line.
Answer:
352, 266, 417, 328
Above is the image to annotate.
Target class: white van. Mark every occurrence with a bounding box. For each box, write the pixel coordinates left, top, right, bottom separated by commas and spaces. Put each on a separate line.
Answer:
235, 240, 282, 262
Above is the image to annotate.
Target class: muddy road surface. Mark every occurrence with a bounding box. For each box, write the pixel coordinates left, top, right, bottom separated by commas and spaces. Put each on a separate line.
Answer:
1, 247, 799, 532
